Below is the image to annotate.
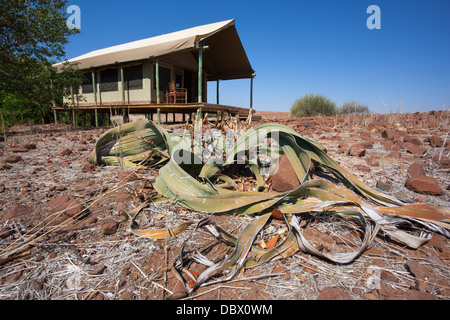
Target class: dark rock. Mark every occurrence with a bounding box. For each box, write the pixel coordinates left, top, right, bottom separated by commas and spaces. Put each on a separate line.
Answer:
85, 216, 98, 225
273, 265, 291, 281
384, 141, 401, 151
376, 180, 391, 192
0, 227, 14, 239
166, 281, 188, 300
12, 147, 30, 153
5, 155, 22, 163
100, 219, 118, 235
378, 283, 403, 298
407, 146, 427, 156
354, 165, 371, 173
439, 159, 450, 169
381, 129, 401, 140
380, 270, 399, 283
408, 162, 426, 178
120, 291, 135, 300
88, 263, 107, 276
0, 163, 12, 170
49, 195, 85, 218
316, 287, 353, 300
64, 200, 84, 218
81, 163, 96, 173
49, 195, 71, 208
403, 135, 422, 146
428, 135, 443, 147
432, 155, 450, 168
364, 246, 383, 256
426, 234, 447, 253
271, 155, 300, 192
365, 158, 380, 167
19, 143, 37, 150
405, 176, 444, 196
117, 202, 127, 212
388, 151, 402, 159
360, 140, 374, 149
406, 261, 430, 291
1, 204, 32, 221
57, 148, 72, 156
347, 144, 366, 157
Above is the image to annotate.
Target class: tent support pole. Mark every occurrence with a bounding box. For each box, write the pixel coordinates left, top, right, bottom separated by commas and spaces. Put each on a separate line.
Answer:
90, 70, 99, 127
92, 71, 97, 106
198, 42, 203, 103
121, 66, 126, 105
250, 75, 254, 110
216, 79, 219, 104
70, 85, 77, 127
50, 80, 57, 124
156, 59, 160, 104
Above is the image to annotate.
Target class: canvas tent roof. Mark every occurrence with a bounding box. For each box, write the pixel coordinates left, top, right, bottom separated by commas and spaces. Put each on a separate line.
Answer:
54, 19, 254, 81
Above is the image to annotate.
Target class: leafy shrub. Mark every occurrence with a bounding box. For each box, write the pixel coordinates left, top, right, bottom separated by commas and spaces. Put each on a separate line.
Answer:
337, 101, 370, 115
290, 94, 336, 117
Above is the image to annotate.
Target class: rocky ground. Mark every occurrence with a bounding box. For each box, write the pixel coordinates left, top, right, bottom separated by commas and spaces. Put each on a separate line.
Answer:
0, 110, 449, 301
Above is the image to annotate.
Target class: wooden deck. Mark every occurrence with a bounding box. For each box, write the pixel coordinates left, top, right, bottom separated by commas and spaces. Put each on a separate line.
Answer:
53, 102, 252, 118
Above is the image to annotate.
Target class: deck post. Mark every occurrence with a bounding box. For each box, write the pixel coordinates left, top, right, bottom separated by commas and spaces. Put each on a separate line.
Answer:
198, 107, 203, 123
72, 109, 77, 127
156, 59, 160, 104
157, 108, 161, 124
95, 109, 99, 128
198, 42, 203, 103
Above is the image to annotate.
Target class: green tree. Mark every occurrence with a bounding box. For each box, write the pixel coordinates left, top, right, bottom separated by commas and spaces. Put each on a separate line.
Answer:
0, 0, 80, 129
290, 94, 336, 117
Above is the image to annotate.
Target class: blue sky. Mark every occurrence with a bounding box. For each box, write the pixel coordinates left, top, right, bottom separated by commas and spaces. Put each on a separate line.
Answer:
63, 0, 450, 114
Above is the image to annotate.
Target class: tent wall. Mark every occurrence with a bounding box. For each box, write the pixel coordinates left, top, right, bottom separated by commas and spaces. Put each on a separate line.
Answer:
64, 60, 153, 106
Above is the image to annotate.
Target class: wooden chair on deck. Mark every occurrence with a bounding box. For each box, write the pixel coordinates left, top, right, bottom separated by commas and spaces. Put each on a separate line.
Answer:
165, 81, 187, 104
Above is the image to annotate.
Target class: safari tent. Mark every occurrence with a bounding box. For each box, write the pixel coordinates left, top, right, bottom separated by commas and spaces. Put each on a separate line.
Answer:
53, 19, 255, 124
